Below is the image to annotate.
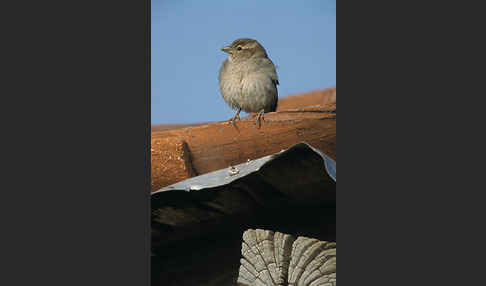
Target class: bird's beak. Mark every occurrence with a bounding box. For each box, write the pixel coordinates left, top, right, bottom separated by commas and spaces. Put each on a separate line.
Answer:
221, 46, 232, 54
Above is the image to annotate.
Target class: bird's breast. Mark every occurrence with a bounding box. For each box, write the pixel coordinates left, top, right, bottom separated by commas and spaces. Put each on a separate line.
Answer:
220, 70, 277, 113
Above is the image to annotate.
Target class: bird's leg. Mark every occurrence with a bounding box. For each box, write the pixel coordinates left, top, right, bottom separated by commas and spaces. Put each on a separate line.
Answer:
229, 108, 241, 125
255, 109, 265, 129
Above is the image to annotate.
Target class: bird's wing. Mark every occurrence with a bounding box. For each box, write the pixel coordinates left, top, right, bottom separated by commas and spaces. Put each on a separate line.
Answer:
271, 78, 279, 112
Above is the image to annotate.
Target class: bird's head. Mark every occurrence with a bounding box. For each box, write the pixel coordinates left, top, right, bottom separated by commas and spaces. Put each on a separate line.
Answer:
221, 38, 268, 62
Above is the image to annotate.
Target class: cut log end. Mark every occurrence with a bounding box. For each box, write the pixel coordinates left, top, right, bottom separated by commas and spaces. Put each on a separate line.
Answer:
151, 137, 196, 192
237, 229, 336, 286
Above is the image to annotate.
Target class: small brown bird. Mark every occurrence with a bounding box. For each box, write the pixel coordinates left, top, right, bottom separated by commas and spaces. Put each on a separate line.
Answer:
218, 38, 279, 127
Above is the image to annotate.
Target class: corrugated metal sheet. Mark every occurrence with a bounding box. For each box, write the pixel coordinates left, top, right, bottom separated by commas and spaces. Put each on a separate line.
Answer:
153, 142, 335, 194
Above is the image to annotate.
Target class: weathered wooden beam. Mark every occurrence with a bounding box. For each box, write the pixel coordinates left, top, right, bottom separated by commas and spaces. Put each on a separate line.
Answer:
151, 88, 336, 192
276, 87, 336, 110
151, 122, 208, 133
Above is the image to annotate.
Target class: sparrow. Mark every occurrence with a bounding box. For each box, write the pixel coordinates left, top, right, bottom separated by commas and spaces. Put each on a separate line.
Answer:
218, 38, 279, 128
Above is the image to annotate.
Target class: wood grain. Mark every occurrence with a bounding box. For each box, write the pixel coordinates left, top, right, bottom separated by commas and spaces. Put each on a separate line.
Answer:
150, 88, 336, 192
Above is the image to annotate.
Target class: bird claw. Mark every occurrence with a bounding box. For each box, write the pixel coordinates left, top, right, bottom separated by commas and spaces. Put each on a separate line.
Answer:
255, 110, 265, 129
228, 109, 241, 126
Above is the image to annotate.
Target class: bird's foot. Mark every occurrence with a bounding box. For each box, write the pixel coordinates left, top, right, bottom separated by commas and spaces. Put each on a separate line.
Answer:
255, 110, 265, 129
228, 110, 241, 126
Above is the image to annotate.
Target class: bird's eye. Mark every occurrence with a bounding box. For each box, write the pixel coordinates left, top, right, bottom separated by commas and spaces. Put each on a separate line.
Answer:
236, 46, 242, 51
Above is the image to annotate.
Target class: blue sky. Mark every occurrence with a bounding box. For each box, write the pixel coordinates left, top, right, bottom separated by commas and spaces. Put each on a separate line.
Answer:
152, 0, 336, 124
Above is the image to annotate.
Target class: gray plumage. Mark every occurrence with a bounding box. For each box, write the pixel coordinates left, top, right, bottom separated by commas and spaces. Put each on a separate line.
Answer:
218, 38, 279, 120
